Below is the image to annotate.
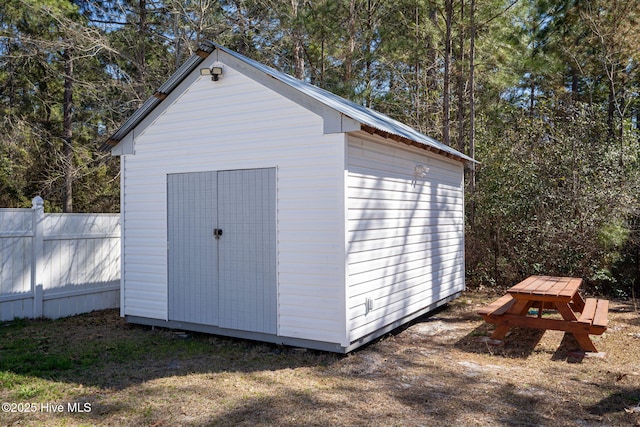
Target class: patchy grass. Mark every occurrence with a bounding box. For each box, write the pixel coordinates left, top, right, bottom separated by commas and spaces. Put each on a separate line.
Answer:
1, 290, 639, 426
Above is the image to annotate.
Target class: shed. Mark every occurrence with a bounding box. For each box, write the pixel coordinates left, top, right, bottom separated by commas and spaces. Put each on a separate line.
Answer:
106, 41, 474, 353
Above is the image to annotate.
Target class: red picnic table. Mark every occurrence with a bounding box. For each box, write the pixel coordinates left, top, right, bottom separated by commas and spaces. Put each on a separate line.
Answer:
478, 276, 609, 352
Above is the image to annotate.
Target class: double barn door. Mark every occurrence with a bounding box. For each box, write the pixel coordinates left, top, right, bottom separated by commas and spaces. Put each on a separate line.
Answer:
167, 168, 276, 334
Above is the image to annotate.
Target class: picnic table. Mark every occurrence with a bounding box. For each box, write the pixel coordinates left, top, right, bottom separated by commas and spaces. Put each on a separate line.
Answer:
478, 276, 608, 352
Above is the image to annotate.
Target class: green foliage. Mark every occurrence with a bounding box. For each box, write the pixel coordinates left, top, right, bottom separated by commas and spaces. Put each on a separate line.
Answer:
467, 101, 640, 295
0, 0, 639, 294
0, 0, 123, 211
598, 221, 630, 250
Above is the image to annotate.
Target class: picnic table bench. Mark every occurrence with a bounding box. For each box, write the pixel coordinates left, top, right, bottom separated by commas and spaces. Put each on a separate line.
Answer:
478, 276, 609, 352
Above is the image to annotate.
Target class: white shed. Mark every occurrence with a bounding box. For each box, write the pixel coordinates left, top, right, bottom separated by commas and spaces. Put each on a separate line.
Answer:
106, 41, 474, 353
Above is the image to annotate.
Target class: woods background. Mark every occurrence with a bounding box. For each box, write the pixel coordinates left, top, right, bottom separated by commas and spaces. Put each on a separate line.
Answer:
1, 0, 639, 296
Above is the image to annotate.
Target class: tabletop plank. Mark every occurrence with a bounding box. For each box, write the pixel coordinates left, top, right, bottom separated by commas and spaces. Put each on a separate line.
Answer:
508, 276, 539, 294
563, 277, 583, 298
507, 276, 582, 301
536, 276, 558, 294
547, 277, 569, 296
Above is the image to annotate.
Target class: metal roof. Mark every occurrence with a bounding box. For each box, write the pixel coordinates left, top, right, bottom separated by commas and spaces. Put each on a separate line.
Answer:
104, 41, 474, 163
103, 43, 215, 147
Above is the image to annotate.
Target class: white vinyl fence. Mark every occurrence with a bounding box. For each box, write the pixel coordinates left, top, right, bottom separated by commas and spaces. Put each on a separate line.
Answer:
0, 197, 120, 320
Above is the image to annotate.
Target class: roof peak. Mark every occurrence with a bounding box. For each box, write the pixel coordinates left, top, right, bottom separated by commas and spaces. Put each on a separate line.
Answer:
104, 41, 474, 164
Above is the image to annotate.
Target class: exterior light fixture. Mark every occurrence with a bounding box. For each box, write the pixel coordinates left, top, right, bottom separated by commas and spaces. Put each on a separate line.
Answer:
211, 66, 223, 81
414, 164, 429, 178
199, 66, 223, 81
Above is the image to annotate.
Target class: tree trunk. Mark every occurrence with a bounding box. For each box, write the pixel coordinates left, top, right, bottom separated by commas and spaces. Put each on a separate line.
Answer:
62, 49, 73, 213
469, 0, 476, 226
291, 0, 305, 79
443, 0, 452, 146
415, 6, 420, 125
234, 0, 248, 54
425, 6, 438, 133
456, 0, 466, 153
364, 0, 374, 107
637, 109, 640, 143
571, 67, 579, 100
608, 82, 615, 140
134, 0, 148, 102
173, 9, 182, 70
529, 78, 536, 116
320, 38, 325, 85
345, 0, 356, 82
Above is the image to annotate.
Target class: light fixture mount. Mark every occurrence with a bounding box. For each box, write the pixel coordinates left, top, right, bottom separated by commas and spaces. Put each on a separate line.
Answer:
199, 66, 223, 81
211, 66, 223, 81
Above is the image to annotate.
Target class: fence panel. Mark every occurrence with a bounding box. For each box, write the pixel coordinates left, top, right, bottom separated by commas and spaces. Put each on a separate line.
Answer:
0, 197, 121, 320
0, 209, 33, 296
0, 209, 34, 319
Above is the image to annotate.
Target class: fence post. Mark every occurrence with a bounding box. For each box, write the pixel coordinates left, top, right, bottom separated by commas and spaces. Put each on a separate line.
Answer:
31, 196, 44, 318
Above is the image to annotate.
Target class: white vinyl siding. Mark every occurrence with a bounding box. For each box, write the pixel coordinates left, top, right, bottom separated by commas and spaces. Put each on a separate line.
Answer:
120, 61, 346, 344
346, 135, 465, 341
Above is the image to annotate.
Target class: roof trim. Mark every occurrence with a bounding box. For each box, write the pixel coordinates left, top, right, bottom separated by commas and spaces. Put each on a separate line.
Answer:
100, 43, 214, 150
103, 41, 474, 164
361, 124, 457, 159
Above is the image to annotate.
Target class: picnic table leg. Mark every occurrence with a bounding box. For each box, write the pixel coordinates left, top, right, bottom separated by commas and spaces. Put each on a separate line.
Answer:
490, 324, 511, 340
537, 302, 543, 318
554, 301, 599, 351
570, 292, 586, 313
573, 333, 598, 352
489, 299, 533, 340
555, 302, 578, 322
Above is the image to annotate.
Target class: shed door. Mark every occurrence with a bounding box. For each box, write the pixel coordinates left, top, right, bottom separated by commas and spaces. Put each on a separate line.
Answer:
168, 171, 218, 325
218, 169, 277, 334
167, 169, 276, 334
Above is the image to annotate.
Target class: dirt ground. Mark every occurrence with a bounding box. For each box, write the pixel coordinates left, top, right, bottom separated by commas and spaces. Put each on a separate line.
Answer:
1, 290, 639, 426
345, 291, 640, 426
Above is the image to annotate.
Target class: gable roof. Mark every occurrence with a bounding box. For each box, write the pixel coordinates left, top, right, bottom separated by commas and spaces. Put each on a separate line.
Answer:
104, 41, 474, 164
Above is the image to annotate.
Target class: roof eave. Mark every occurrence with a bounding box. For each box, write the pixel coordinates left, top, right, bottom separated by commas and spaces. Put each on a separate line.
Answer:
100, 42, 215, 152
359, 124, 474, 165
